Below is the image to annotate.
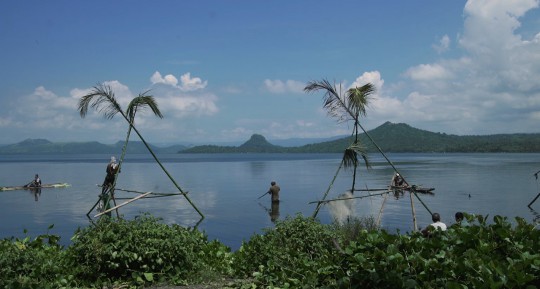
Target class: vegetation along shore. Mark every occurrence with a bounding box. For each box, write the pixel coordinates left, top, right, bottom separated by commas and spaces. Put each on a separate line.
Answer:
1, 213, 539, 288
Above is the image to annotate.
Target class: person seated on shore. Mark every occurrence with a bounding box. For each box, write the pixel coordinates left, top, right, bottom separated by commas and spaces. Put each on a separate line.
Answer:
422, 212, 447, 237
452, 211, 470, 227
24, 174, 42, 188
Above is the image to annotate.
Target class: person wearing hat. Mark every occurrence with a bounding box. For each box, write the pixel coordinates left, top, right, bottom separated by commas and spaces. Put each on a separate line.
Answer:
102, 156, 119, 194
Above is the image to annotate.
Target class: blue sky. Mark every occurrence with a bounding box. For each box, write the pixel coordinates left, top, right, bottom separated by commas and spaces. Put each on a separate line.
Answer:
1, 0, 540, 144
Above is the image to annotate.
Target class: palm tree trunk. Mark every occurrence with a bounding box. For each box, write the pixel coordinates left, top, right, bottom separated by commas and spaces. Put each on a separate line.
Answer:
108, 122, 134, 218
351, 122, 359, 193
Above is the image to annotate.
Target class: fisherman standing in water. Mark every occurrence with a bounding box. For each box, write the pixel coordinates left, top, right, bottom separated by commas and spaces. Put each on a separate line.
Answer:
268, 181, 280, 202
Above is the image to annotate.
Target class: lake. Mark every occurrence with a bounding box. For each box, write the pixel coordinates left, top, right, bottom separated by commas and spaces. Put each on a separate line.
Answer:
1, 153, 539, 250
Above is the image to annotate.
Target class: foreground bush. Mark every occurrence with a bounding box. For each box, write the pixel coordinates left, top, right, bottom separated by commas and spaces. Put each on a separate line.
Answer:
1, 213, 539, 288
233, 214, 342, 288
0, 227, 67, 289
64, 214, 232, 287
234, 214, 540, 288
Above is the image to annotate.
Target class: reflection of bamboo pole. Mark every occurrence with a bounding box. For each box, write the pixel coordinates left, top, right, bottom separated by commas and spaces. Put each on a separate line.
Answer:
94, 191, 152, 218
409, 191, 417, 231
528, 193, 540, 207
377, 176, 395, 227
377, 193, 388, 227
86, 196, 103, 219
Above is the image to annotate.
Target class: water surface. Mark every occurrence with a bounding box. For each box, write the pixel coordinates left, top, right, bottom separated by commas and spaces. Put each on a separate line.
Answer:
1, 153, 539, 250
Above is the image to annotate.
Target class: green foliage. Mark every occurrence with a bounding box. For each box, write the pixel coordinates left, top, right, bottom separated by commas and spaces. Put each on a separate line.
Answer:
64, 214, 232, 287
332, 214, 540, 288
1, 213, 539, 288
233, 214, 341, 288
0, 226, 70, 289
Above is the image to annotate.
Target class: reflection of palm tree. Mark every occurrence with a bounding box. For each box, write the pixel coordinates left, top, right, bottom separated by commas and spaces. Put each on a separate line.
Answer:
305, 80, 373, 217
78, 84, 204, 219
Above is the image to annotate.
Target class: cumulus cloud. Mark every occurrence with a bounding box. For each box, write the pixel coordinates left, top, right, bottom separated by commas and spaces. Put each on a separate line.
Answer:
149, 72, 218, 118
395, 0, 540, 134
350, 71, 384, 93
151, 71, 208, 91
264, 79, 305, 94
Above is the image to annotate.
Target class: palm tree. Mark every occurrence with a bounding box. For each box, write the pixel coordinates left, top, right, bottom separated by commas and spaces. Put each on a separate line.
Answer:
78, 84, 204, 219
304, 79, 374, 217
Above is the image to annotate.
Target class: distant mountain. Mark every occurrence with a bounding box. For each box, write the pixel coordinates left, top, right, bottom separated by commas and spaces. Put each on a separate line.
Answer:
182, 122, 540, 153
268, 135, 348, 147
3, 122, 540, 154
0, 139, 187, 154
182, 134, 283, 153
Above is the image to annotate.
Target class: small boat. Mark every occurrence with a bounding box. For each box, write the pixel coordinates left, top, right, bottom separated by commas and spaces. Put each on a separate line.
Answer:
0, 183, 71, 192
390, 173, 434, 194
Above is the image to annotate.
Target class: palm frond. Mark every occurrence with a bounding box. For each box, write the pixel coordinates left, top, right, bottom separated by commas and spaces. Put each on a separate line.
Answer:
305, 79, 354, 121
78, 84, 122, 119
126, 91, 164, 122
342, 142, 371, 170
346, 83, 374, 118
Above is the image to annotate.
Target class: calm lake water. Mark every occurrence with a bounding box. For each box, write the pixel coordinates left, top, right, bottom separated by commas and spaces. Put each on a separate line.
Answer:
1, 153, 539, 250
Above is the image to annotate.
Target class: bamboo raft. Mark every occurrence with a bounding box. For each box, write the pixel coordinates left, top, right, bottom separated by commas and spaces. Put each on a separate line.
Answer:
0, 183, 71, 192
390, 173, 434, 194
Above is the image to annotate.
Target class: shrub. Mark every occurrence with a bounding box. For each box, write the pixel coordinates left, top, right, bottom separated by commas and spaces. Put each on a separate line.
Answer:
64, 214, 232, 287
0, 227, 70, 289
233, 214, 341, 288
333, 215, 540, 288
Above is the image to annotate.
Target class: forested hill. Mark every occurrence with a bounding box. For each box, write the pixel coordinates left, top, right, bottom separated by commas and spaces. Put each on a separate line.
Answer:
2, 122, 540, 154
181, 134, 284, 153
183, 122, 540, 153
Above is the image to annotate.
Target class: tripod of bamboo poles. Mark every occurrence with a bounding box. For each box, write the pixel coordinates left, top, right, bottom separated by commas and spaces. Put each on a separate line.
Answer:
80, 84, 204, 220
305, 79, 432, 231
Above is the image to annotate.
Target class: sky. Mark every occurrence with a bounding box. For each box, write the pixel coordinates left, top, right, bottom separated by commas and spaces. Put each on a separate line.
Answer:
1, 0, 540, 145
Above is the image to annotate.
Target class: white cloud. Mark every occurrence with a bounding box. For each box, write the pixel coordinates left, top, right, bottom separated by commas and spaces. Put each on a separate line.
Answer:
405, 63, 453, 81
149, 72, 218, 118
433, 35, 450, 53
151, 71, 207, 92
350, 71, 384, 93
264, 79, 305, 94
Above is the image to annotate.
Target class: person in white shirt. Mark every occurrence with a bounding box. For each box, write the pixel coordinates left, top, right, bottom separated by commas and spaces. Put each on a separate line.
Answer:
422, 212, 447, 237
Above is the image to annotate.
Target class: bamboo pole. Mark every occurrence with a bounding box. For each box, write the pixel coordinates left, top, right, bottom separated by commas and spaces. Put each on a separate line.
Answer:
312, 159, 345, 218
113, 186, 188, 196
309, 191, 389, 204
94, 191, 152, 218
356, 122, 433, 216
125, 122, 204, 219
